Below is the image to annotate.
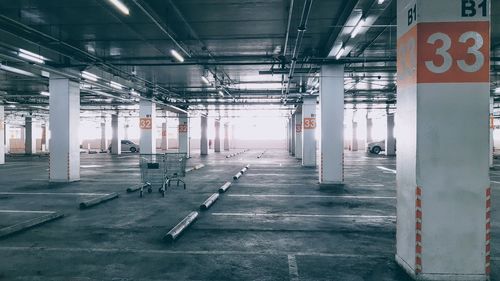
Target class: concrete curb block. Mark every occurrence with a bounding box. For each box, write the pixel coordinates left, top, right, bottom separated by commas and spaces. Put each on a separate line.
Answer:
218, 181, 232, 193
226, 149, 249, 158
233, 172, 243, 180
186, 164, 206, 173
200, 193, 220, 210
0, 212, 64, 238
163, 211, 199, 242
257, 151, 266, 158
126, 185, 142, 193
79, 193, 119, 209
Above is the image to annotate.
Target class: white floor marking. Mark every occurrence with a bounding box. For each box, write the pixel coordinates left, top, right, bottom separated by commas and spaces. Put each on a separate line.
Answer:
0, 246, 390, 259
0, 192, 108, 196
212, 213, 396, 219
81, 165, 103, 168
227, 194, 395, 200
0, 210, 54, 214
356, 184, 385, 187
288, 255, 300, 281
376, 166, 396, 174
490, 181, 500, 184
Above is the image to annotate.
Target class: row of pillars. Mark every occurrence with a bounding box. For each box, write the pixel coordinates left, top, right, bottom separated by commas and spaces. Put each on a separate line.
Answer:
200, 116, 230, 155
348, 112, 395, 155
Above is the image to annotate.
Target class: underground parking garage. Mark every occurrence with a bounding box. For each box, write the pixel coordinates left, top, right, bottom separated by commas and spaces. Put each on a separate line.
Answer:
0, 0, 499, 280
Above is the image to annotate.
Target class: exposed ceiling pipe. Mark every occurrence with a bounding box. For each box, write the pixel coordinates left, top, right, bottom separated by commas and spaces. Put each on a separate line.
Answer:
285, 0, 314, 99
281, 0, 295, 99
131, 0, 191, 58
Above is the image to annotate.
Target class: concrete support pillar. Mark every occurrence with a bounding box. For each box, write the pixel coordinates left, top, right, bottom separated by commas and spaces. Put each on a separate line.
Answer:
319, 65, 344, 184
41, 123, 48, 152
351, 121, 358, 151
139, 100, 156, 154
294, 112, 302, 159
224, 123, 230, 151
490, 97, 494, 168
162, 121, 168, 152
366, 116, 373, 146
49, 75, 80, 182
385, 113, 395, 156
200, 116, 208, 155
5, 123, 9, 154
111, 114, 121, 155
302, 96, 317, 167
25, 116, 36, 155
178, 113, 190, 158
291, 114, 296, 156
0, 106, 4, 164
396, 1, 490, 279
100, 121, 107, 152
214, 120, 221, 152
287, 119, 291, 153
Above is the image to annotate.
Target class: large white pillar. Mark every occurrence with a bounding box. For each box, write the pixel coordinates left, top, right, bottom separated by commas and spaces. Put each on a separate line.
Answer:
396, 1, 490, 279
111, 114, 121, 155
161, 119, 168, 152
302, 96, 317, 167
200, 116, 208, 155
385, 113, 396, 156
0, 106, 4, 164
366, 115, 373, 146
351, 121, 358, 151
319, 65, 344, 184
178, 113, 190, 158
139, 100, 156, 154
4, 122, 9, 154
41, 122, 48, 152
490, 97, 494, 168
291, 114, 296, 156
100, 121, 107, 152
25, 116, 36, 155
287, 118, 291, 153
224, 123, 230, 151
294, 112, 302, 159
214, 120, 221, 152
49, 75, 80, 182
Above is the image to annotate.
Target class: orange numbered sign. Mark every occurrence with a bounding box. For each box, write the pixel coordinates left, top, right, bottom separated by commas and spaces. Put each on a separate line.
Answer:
303, 118, 316, 129
295, 124, 302, 133
178, 124, 188, 133
417, 22, 489, 83
139, 117, 152, 129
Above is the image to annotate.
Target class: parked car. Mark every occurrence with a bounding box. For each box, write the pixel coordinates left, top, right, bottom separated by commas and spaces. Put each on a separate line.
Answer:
367, 140, 385, 154
108, 140, 140, 153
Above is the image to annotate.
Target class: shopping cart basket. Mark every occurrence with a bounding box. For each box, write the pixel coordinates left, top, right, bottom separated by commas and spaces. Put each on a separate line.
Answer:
139, 153, 187, 197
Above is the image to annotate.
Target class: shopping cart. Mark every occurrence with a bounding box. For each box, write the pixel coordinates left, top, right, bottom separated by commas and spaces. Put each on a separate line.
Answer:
139, 153, 187, 197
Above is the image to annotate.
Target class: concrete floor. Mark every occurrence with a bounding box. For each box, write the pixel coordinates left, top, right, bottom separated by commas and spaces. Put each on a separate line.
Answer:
0, 149, 497, 280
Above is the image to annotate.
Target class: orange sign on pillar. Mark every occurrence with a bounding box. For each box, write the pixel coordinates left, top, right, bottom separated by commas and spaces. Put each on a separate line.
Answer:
303, 117, 316, 129
139, 117, 152, 129
295, 123, 302, 133
178, 124, 188, 133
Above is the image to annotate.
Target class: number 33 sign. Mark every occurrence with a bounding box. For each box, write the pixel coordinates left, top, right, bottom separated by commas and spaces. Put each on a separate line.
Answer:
303, 118, 316, 129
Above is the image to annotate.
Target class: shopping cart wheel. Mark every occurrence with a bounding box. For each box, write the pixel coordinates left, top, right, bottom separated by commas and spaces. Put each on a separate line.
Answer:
140, 190, 144, 197
148, 187, 152, 193
161, 189, 165, 197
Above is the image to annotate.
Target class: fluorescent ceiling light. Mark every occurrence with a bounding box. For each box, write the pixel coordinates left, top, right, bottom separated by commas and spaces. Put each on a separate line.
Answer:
0, 64, 35, 77
18, 49, 46, 64
8, 104, 16, 108
201, 76, 210, 85
108, 0, 129, 15
378, 0, 385, 3
495, 87, 500, 94
218, 90, 224, 97
335, 47, 345, 60
351, 19, 366, 38
110, 81, 124, 90
170, 49, 184, 63
40, 91, 50, 96
130, 89, 139, 96
81, 71, 99, 82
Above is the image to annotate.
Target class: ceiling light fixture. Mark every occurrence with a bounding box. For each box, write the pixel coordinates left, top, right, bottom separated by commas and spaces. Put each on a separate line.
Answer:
81, 71, 99, 82
0, 63, 35, 77
495, 87, 500, 94
170, 49, 185, 63
201, 76, 210, 85
351, 18, 366, 38
218, 90, 224, 97
108, 0, 130, 15
40, 91, 50, 96
335, 47, 345, 60
378, 0, 385, 4
110, 81, 124, 90
18, 49, 46, 64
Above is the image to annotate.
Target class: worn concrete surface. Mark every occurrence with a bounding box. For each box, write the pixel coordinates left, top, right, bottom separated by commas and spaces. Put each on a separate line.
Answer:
0, 149, 497, 280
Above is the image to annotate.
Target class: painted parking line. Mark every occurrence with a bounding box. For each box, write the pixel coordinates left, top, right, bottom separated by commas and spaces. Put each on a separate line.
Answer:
356, 184, 385, 187
212, 213, 396, 219
490, 181, 500, 184
376, 166, 396, 174
227, 194, 395, 199
0, 246, 391, 259
0, 210, 55, 214
288, 255, 300, 281
0, 192, 108, 196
